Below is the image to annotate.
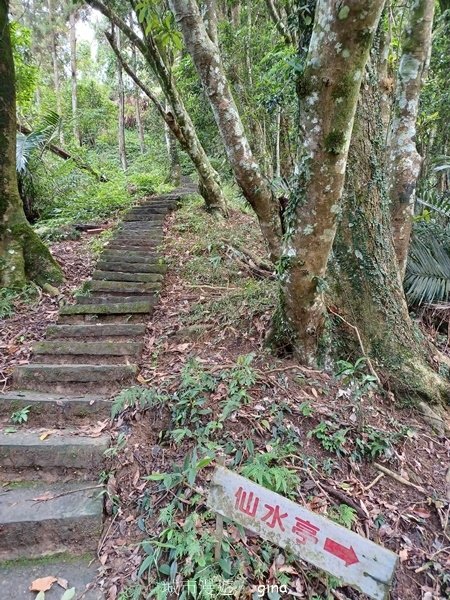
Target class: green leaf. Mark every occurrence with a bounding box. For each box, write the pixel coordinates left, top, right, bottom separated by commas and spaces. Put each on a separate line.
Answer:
60, 589, 76, 600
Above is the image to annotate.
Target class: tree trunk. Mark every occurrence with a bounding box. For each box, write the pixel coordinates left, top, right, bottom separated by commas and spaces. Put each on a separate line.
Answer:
164, 103, 181, 185
132, 44, 146, 154
47, 0, 64, 145
69, 9, 80, 145
279, 0, 385, 366
170, 0, 282, 262
115, 27, 128, 171
332, 63, 450, 404
88, 0, 227, 216
389, 0, 435, 278
0, 0, 63, 288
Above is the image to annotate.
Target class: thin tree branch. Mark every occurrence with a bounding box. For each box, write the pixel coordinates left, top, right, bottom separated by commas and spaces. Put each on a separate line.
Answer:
264, 0, 294, 45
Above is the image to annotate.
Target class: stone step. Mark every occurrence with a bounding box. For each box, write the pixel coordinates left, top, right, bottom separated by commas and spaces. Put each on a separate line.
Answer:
117, 227, 163, 234
0, 430, 108, 475
33, 340, 143, 357
105, 245, 162, 252
14, 364, 137, 387
0, 482, 103, 559
0, 391, 110, 422
96, 261, 167, 274
118, 222, 163, 229
102, 249, 159, 259
100, 253, 162, 264
75, 294, 157, 306
88, 280, 161, 294
123, 208, 167, 223
46, 323, 146, 338
60, 299, 156, 315
92, 270, 163, 283
0, 555, 103, 599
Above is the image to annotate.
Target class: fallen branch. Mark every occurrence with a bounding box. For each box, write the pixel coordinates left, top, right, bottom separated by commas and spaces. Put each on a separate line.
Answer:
373, 462, 427, 494
318, 481, 368, 520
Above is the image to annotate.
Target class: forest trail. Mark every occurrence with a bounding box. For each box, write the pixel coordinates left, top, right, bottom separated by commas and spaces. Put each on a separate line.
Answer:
0, 182, 195, 599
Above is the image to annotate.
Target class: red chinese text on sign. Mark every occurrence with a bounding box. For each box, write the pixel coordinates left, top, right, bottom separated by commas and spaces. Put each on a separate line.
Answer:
292, 517, 320, 545
261, 503, 288, 531
234, 486, 259, 517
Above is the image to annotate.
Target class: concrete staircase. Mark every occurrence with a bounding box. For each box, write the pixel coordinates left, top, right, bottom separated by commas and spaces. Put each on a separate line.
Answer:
0, 189, 185, 599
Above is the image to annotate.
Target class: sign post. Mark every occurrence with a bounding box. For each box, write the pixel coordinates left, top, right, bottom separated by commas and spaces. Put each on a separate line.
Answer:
207, 466, 398, 600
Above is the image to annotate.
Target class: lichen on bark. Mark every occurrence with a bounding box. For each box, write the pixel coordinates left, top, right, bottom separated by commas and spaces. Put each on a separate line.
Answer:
279, 0, 386, 367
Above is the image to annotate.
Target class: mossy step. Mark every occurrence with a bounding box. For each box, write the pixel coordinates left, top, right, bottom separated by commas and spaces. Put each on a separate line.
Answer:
15, 363, 137, 384
0, 391, 110, 421
96, 261, 167, 274
88, 281, 161, 294
0, 482, 103, 560
106, 245, 162, 253
34, 340, 143, 356
92, 270, 163, 283
46, 323, 146, 338
75, 294, 157, 306
60, 299, 155, 315
100, 253, 162, 264
124, 214, 166, 221
0, 430, 109, 473
0, 555, 104, 599
118, 222, 162, 229
102, 249, 159, 259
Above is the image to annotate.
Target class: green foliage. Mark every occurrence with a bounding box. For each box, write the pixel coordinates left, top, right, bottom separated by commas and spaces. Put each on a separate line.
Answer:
328, 504, 358, 529
10, 405, 31, 425
405, 224, 450, 305
241, 445, 300, 498
16, 111, 62, 175
111, 387, 166, 419
11, 22, 38, 111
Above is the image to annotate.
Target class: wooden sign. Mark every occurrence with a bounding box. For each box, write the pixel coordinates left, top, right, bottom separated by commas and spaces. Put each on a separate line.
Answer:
207, 466, 398, 600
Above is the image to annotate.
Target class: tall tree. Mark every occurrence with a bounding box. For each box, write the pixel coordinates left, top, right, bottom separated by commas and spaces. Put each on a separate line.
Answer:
47, 0, 64, 144
114, 25, 127, 170
332, 52, 450, 404
131, 43, 145, 154
85, 0, 228, 216
389, 0, 436, 277
69, 7, 81, 144
170, 0, 283, 262
278, 0, 385, 366
0, 0, 63, 287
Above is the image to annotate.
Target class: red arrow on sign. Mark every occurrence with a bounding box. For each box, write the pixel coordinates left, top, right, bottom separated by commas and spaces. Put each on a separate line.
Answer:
324, 538, 359, 566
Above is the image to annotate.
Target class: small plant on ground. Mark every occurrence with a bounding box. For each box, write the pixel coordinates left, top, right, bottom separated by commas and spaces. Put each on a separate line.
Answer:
10, 405, 31, 425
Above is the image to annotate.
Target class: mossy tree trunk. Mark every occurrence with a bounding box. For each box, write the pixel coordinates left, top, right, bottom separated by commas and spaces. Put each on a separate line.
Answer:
170, 0, 283, 262
332, 64, 450, 404
0, 0, 63, 288
389, 0, 435, 278
280, 0, 385, 366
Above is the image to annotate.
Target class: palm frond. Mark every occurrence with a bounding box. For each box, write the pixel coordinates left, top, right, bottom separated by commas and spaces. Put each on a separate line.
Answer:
16, 111, 62, 175
405, 231, 450, 305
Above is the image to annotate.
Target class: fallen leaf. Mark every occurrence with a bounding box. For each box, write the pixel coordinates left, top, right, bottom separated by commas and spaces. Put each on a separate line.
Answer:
57, 577, 68, 589
399, 548, 409, 563
30, 576, 57, 592
39, 432, 51, 441
61, 588, 76, 600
